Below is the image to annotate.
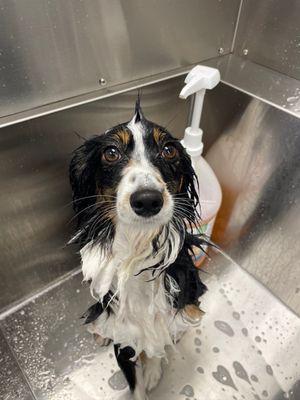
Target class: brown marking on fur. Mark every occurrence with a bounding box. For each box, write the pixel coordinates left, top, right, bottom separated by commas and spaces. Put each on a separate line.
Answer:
116, 130, 131, 146
178, 175, 184, 192
183, 304, 205, 323
140, 351, 147, 364
153, 128, 165, 144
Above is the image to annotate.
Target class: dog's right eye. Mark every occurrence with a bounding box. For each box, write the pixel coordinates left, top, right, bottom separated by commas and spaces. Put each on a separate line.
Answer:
103, 146, 121, 163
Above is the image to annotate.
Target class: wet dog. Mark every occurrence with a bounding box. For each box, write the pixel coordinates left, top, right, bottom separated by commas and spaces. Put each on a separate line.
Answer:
69, 100, 207, 399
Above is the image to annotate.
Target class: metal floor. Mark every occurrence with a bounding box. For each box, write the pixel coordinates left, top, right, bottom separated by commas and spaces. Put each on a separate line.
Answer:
1, 253, 299, 400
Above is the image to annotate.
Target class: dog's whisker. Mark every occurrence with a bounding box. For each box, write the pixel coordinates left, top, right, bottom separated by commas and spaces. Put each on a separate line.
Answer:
68, 200, 116, 223
63, 194, 117, 209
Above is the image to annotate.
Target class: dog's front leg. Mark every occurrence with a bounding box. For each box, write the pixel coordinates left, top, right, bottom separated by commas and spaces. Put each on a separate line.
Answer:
114, 345, 147, 400
142, 355, 162, 392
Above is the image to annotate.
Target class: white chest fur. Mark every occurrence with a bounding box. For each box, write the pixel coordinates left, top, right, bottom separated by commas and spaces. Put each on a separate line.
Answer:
80, 223, 185, 358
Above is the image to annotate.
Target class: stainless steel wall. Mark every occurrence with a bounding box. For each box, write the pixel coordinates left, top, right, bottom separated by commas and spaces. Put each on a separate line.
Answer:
1, 78, 300, 316
1, 0, 300, 316
234, 0, 300, 80
202, 84, 300, 315
0, 77, 189, 311
0, 0, 240, 118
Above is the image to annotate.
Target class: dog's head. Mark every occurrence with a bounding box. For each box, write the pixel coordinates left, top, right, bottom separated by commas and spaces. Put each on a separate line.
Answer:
69, 100, 199, 250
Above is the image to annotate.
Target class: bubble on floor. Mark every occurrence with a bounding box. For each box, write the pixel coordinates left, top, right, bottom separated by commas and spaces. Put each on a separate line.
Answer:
108, 370, 127, 391
241, 328, 248, 336
251, 374, 259, 382
214, 321, 234, 337
255, 336, 261, 342
232, 312, 240, 320
180, 384, 194, 397
233, 361, 250, 384
194, 338, 201, 346
197, 367, 204, 374
213, 347, 220, 353
266, 365, 273, 376
262, 390, 268, 397
212, 365, 237, 391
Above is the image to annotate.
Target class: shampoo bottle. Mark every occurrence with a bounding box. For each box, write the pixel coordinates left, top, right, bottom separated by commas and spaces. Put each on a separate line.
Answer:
180, 65, 222, 267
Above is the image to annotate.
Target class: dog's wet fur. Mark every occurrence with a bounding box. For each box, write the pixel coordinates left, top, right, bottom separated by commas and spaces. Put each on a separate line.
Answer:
69, 99, 208, 399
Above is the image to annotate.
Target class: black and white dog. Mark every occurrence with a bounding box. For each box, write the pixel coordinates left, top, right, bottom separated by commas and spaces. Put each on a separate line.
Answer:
69, 100, 208, 399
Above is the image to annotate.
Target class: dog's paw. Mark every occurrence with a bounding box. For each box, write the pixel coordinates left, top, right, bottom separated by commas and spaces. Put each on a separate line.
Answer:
92, 333, 111, 346
87, 322, 111, 347
143, 357, 162, 392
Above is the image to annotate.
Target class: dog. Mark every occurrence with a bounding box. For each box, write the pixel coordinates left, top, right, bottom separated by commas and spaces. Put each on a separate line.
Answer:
69, 99, 208, 399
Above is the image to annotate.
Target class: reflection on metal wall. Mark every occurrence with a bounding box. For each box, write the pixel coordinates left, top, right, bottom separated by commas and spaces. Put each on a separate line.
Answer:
0, 77, 189, 311
234, 0, 300, 80
202, 84, 300, 315
0, 0, 240, 118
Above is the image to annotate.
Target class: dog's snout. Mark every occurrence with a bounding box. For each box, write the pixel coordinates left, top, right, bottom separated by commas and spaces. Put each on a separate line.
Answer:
130, 189, 163, 217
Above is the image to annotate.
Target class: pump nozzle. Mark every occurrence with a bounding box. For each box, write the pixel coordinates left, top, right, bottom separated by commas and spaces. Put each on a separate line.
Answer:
180, 65, 220, 157
180, 65, 220, 99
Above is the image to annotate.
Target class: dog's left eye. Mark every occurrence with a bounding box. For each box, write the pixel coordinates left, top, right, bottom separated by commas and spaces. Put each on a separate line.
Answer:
161, 143, 178, 160
103, 146, 121, 163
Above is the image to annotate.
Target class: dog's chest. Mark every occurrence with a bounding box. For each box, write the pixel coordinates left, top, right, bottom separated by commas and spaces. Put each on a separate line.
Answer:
91, 270, 176, 358
81, 226, 182, 358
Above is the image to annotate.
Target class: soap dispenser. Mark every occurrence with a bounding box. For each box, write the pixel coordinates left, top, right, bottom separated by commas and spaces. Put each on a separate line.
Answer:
180, 65, 222, 266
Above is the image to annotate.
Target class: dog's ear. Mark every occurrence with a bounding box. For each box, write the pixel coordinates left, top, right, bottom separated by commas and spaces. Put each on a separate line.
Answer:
180, 147, 200, 210
69, 138, 100, 217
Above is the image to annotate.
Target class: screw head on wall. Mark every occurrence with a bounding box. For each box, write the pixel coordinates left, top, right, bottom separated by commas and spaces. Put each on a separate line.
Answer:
218, 47, 224, 55
99, 78, 107, 86
243, 49, 249, 56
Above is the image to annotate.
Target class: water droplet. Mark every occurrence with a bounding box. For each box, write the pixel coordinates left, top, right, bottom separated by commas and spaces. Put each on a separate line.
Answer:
255, 336, 261, 342
214, 321, 234, 337
232, 312, 240, 320
233, 361, 250, 384
266, 365, 273, 376
197, 366, 204, 374
194, 338, 201, 346
241, 328, 248, 336
180, 384, 194, 397
196, 329, 201, 335
251, 374, 259, 382
262, 390, 268, 397
212, 365, 237, 391
287, 96, 299, 103
108, 370, 127, 390
213, 347, 220, 353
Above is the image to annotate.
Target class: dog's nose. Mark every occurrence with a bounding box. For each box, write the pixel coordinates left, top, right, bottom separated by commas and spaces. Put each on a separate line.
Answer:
130, 189, 163, 217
